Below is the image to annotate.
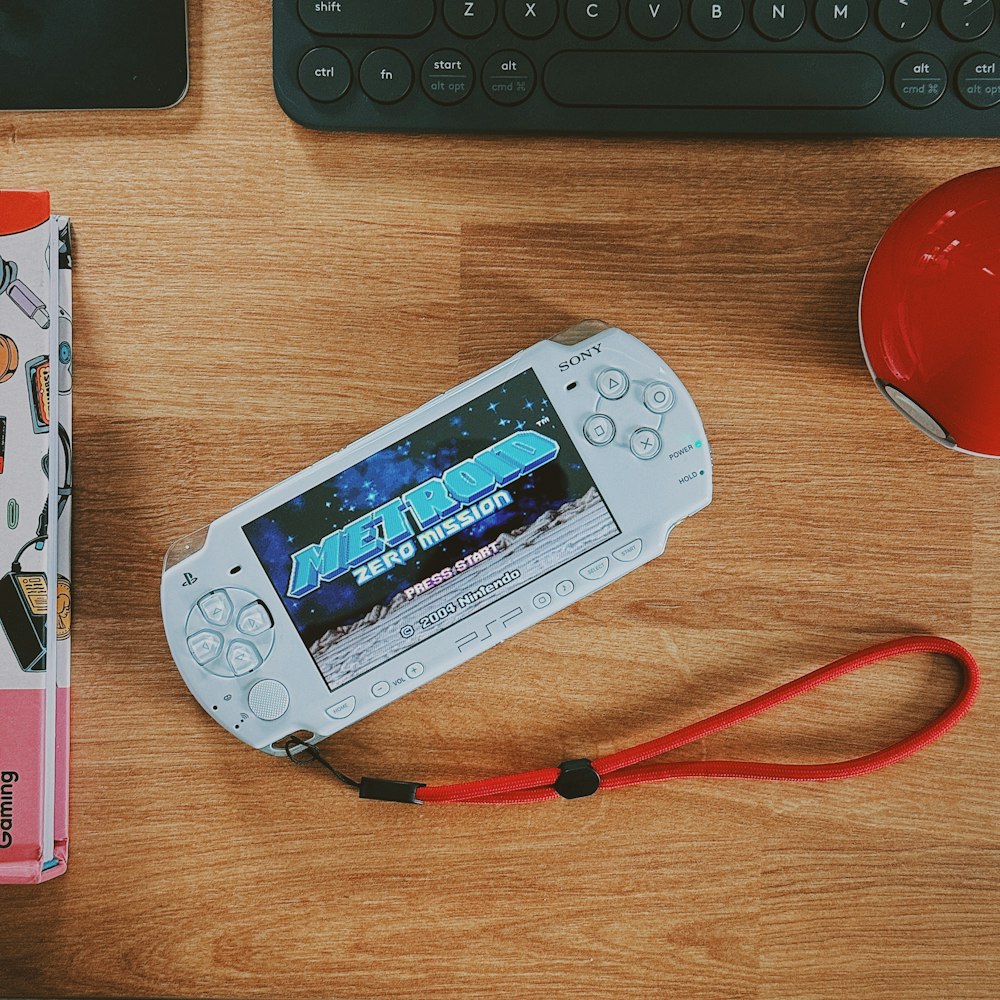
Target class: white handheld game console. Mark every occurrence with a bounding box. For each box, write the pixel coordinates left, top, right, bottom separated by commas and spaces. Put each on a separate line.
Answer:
161, 323, 712, 754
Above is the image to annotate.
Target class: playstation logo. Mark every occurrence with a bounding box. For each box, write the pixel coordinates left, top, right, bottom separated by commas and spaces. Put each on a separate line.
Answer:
181, 572, 198, 587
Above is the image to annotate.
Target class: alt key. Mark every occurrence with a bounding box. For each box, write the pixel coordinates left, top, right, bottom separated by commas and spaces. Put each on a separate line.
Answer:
482, 50, 535, 105
893, 53, 947, 107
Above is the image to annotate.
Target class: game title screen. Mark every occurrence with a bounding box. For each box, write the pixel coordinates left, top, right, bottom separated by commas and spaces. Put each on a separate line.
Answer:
243, 369, 620, 691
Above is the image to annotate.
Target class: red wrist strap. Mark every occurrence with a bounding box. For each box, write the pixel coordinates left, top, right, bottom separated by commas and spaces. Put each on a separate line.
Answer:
414, 635, 980, 804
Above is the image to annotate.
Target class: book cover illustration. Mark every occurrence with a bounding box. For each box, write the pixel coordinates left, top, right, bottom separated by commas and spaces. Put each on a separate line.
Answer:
0, 191, 73, 884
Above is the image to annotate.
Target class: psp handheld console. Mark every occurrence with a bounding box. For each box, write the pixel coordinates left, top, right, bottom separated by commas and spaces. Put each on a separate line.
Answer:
161, 323, 712, 754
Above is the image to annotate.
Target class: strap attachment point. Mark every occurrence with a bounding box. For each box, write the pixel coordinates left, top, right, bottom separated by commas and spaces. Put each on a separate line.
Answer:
359, 777, 427, 804
554, 758, 601, 800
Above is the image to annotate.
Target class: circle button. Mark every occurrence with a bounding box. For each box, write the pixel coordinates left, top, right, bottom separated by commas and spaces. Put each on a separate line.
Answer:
422, 50, 474, 104
956, 52, 1000, 107
630, 427, 663, 460
248, 679, 290, 722
583, 413, 616, 446
533, 592, 552, 609
893, 53, 947, 107
643, 381, 675, 413
299, 48, 352, 102
372, 680, 392, 698
482, 51, 536, 105
597, 368, 629, 399
360, 49, 413, 103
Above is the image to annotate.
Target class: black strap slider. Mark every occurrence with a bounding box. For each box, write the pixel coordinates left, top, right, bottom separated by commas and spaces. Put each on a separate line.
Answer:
554, 758, 601, 800
358, 776, 427, 804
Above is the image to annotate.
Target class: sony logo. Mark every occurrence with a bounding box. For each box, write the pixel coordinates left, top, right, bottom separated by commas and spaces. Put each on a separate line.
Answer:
0, 771, 18, 849
557, 342, 603, 372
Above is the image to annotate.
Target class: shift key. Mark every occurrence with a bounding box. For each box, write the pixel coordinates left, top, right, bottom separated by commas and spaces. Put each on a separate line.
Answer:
299, 0, 435, 36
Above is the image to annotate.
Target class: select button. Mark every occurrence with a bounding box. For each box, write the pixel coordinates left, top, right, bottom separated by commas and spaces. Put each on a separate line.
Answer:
580, 557, 610, 581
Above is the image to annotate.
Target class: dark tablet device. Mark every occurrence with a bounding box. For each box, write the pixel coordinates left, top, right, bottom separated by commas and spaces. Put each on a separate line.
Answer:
0, 1, 188, 111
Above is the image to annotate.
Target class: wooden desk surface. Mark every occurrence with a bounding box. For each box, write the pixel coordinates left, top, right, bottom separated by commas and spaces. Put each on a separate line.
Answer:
1, 2, 998, 997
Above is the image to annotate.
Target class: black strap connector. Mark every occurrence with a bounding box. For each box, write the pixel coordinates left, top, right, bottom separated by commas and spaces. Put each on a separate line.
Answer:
358, 776, 427, 805
553, 758, 601, 800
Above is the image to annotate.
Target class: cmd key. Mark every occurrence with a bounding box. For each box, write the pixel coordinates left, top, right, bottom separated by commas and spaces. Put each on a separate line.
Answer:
544, 51, 885, 108
299, 0, 435, 36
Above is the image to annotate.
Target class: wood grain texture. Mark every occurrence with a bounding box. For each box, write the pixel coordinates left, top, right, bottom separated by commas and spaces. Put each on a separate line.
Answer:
1, 2, 998, 997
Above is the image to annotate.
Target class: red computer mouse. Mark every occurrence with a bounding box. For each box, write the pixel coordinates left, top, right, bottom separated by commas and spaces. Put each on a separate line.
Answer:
860, 167, 1000, 458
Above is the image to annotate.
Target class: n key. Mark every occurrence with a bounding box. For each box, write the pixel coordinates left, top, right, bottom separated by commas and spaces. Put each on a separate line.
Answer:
752, 0, 807, 38
299, 0, 435, 36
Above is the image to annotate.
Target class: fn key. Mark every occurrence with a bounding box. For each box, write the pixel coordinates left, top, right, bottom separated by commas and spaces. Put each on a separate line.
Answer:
544, 51, 885, 108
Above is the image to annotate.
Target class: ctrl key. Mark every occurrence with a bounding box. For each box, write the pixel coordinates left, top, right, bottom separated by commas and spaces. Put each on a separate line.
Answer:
299, 47, 352, 102
957, 53, 1000, 108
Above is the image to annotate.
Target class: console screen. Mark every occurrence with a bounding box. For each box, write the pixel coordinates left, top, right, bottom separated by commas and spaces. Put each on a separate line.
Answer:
243, 369, 620, 692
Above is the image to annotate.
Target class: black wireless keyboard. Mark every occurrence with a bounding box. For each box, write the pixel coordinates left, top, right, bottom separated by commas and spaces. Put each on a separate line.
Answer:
273, 0, 1000, 135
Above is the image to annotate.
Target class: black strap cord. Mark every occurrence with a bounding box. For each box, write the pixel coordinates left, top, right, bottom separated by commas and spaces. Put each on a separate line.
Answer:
284, 735, 359, 788
283, 736, 426, 804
